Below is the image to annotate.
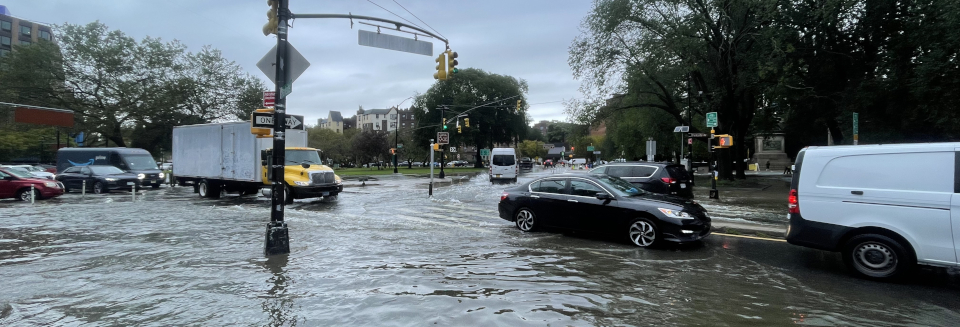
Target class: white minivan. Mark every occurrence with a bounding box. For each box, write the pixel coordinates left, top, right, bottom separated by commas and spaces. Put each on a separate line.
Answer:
490, 148, 518, 183
786, 142, 960, 280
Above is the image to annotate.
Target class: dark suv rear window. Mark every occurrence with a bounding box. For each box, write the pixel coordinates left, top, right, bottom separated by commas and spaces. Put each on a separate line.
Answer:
607, 165, 657, 178
492, 155, 515, 166
665, 165, 690, 180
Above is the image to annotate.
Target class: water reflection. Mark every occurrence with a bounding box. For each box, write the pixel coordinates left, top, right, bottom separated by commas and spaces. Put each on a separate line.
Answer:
259, 254, 302, 327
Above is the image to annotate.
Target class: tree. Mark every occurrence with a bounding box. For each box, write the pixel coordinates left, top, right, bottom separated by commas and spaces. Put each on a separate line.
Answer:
517, 140, 547, 160
412, 68, 529, 168
352, 131, 389, 168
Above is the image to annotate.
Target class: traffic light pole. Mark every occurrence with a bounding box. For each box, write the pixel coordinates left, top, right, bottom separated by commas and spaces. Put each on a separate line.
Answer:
708, 129, 719, 199
439, 107, 446, 179
393, 126, 399, 174
265, 0, 291, 256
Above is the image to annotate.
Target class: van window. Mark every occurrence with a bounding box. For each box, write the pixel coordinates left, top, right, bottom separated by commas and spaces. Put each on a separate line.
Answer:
606, 166, 631, 177
632, 166, 658, 177
492, 155, 515, 166
124, 155, 159, 170
817, 152, 953, 192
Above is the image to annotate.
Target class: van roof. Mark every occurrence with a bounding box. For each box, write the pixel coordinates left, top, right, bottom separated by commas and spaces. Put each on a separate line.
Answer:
805, 142, 960, 156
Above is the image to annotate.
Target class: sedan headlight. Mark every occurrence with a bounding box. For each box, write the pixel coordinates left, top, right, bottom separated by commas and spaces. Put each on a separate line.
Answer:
158, 172, 165, 178
43, 182, 57, 188
294, 181, 311, 186
105, 178, 118, 181
137, 173, 145, 179
658, 208, 694, 219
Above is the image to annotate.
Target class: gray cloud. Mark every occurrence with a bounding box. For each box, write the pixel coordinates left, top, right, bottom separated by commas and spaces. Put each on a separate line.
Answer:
5, 0, 591, 125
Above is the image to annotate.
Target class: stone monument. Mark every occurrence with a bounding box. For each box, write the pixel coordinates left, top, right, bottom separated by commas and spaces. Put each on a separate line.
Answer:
752, 134, 791, 170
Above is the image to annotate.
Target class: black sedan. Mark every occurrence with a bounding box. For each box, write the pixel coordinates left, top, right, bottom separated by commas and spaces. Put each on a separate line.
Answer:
56, 165, 143, 194
498, 174, 711, 247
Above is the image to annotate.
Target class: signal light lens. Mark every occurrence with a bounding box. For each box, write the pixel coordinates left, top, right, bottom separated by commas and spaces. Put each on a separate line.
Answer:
788, 189, 799, 214
500, 192, 508, 202
661, 177, 676, 184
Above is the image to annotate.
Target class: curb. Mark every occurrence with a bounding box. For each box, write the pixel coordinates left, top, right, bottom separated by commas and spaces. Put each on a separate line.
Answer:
712, 221, 786, 239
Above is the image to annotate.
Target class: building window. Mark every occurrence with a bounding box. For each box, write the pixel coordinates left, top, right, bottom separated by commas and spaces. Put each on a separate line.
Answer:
0, 36, 9, 46
0, 21, 10, 32
390, 122, 397, 128
376, 114, 379, 119
19, 25, 31, 36
19, 39, 30, 46
390, 114, 397, 120
39, 30, 50, 41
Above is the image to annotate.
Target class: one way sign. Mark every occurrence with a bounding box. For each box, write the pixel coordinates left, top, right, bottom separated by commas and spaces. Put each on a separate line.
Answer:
251, 113, 305, 130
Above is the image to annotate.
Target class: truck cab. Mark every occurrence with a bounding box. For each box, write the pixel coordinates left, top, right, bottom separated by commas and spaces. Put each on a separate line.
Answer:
263, 147, 343, 203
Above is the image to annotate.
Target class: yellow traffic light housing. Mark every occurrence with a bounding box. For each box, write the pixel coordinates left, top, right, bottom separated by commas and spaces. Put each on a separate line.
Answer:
446, 50, 459, 76
464, 118, 469, 127
516, 100, 521, 112
251, 108, 275, 137
715, 134, 733, 148
458, 125, 462, 134
433, 143, 440, 151
263, 0, 279, 36
433, 53, 447, 80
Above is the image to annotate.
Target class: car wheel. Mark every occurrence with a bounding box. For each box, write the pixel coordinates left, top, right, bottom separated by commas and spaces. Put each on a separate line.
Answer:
93, 181, 106, 194
198, 180, 220, 199
842, 234, 914, 280
515, 208, 538, 232
17, 189, 40, 201
628, 218, 658, 247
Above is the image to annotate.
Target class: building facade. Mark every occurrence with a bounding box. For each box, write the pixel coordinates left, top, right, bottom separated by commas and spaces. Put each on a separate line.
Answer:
356, 106, 398, 132
397, 107, 416, 131
0, 6, 54, 57
318, 111, 344, 133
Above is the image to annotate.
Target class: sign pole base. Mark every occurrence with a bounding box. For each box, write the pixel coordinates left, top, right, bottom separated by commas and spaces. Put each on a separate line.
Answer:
264, 221, 290, 256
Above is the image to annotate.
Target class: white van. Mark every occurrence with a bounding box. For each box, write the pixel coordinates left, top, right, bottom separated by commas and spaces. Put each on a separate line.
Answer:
569, 158, 586, 165
490, 148, 518, 183
786, 142, 960, 280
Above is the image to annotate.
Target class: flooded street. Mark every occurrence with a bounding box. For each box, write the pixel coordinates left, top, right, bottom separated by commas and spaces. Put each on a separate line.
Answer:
2, 169, 959, 326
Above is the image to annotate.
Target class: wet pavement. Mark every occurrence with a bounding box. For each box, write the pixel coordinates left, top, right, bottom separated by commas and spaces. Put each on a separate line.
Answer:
1, 168, 959, 326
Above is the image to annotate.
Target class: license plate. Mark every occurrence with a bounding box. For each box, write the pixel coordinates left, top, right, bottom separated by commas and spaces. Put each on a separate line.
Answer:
496, 174, 501, 178
680, 184, 686, 189
151, 180, 157, 184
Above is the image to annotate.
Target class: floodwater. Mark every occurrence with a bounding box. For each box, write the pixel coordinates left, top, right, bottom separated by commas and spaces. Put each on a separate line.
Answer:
1, 169, 958, 326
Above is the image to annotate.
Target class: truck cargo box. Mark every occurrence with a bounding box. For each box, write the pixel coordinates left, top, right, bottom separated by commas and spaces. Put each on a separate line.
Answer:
173, 122, 307, 183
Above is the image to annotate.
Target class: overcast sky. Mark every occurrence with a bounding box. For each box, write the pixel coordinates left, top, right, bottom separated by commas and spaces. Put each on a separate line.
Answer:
4, 0, 593, 126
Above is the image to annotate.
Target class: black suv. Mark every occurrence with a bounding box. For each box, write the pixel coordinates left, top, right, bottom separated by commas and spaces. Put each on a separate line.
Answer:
519, 157, 534, 170
589, 162, 693, 198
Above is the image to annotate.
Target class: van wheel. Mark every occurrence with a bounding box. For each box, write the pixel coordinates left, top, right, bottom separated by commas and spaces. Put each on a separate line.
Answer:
842, 234, 914, 280
198, 180, 220, 199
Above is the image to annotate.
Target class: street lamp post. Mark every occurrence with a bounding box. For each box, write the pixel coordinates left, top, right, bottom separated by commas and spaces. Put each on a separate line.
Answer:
394, 96, 413, 174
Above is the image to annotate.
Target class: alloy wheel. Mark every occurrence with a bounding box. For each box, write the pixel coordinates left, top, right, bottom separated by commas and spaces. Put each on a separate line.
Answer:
19, 190, 36, 201
629, 220, 656, 247
515, 209, 536, 232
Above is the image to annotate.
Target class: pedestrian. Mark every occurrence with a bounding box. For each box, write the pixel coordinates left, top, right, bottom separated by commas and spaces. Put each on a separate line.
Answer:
783, 162, 792, 175
766, 160, 770, 171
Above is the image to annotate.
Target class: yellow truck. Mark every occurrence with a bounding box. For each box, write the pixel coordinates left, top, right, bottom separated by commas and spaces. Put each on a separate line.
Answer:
172, 122, 341, 203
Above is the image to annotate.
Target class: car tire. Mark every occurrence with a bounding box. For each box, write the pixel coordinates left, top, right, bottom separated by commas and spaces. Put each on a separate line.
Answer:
198, 180, 220, 199
93, 181, 106, 194
17, 188, 40, 201
283, 184, 294, 205
842, 233, 915, 280
515, 208, 538, 232
627, 218, 659, 247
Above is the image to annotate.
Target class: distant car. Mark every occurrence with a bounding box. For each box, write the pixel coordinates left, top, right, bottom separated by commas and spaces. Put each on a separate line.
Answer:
543, 160, 554, 167
0, 167, 64, 201
159, 162, 173, 170
519, 157, 534, 170
498, 173, 710, 247
589, 162, 693, 198
37, 164, 57, 174
411, 162, 423, 167
56, 165, 144, 194
4, 165, 56, 180
490, 148, 518, 183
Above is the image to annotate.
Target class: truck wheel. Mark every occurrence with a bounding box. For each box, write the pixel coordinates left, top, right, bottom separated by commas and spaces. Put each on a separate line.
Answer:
198, 180, 220, 199
283, 184, 294, 204
842, 233, 914, 280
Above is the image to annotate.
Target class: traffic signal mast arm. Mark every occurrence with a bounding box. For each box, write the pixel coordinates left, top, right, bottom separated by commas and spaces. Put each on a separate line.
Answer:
291, 13, 449, 45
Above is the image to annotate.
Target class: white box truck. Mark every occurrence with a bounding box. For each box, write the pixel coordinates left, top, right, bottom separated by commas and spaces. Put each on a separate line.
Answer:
172, 122, 342, 203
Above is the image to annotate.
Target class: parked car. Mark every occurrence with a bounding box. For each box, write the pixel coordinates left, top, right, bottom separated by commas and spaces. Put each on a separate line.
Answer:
159, 162, 173, 170
490, 148, 518, 183
38, 164, 57, 174
786, 143, 960, 280
56, 165, 144, 194
499, 173, 710, 247
519, 157, 534, 170
411, 162, 424, 167
3, 165, 56, 180
589, 162, 693, 198
0, 167, 64, 201
57, 147, 164, 189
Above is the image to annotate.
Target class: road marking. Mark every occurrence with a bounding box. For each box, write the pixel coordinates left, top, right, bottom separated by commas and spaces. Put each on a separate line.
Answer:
713, 232, 786, 242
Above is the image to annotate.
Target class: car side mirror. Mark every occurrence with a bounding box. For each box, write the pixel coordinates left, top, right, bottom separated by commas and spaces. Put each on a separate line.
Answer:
596, 192, 613, 200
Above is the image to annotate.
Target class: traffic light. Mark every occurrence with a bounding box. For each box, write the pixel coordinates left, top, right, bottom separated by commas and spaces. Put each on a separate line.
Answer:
251, 108, 274, 137
433, 143, 440, 151
442, 118, 448, 130
516, 100, 521, 113
434, 53, 447, 80
464, 118, 469, 127
715, 134, 733, 148
571, 146, 575, 151
263, 0, 279, 36
458, 125, 462, 133
446, 50, 459, 76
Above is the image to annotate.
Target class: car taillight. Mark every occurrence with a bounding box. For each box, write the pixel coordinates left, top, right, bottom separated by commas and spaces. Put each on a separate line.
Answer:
500, 192, 508, 201
788, 189, 799, 214
661, 177, 676, 184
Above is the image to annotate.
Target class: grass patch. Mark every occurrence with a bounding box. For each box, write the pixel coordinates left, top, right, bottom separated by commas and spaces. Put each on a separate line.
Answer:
334, 167, 486, 176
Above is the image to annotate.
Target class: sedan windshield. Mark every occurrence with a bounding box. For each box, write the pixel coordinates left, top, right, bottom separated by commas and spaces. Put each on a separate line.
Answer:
595, 175, 648, 197
90, 166, 125, 175
285, 150, 322, 165
3, 168, 33, 178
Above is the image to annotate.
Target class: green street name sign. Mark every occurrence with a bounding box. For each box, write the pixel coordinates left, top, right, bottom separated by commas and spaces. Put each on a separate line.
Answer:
706, 112, 718, 128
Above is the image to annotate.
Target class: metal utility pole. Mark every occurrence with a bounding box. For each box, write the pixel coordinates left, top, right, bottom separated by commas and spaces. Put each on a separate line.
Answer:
439, 106, 446, 179
393, 126, 399, 174
264, 0, 290, 256
429, 138, 435, 196
708, 129, 719, 199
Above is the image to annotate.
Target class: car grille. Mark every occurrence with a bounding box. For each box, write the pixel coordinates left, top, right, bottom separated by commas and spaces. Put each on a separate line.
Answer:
310, 171, 336, 185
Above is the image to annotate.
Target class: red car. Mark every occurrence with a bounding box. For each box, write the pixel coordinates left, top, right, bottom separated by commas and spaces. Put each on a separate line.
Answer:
0, 167, 64, 201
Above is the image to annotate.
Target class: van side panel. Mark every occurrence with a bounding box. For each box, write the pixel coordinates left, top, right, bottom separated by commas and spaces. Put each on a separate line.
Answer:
56, 149, 112, 172
800, 150, 955, 264
952, 151, 960, 266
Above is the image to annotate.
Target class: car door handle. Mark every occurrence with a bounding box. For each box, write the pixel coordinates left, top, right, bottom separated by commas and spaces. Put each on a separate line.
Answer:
567, 199, 578, 203
851, 190, 863, 195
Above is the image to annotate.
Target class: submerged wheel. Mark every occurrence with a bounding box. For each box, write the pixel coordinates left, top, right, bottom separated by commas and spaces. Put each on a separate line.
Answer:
515, 208, 537, 232
843, 234, 914, 280
93, 181, 106, 194
198, 180, 220, 199
628, 218, 658, 247
17, 188, 40, 201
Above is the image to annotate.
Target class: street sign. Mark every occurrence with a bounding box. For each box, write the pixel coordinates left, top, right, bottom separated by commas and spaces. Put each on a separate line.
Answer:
706, 112, 718, 128
587, 146, 595, 151
397, 144, 403, 149
358, 30, 433, 56
480, 149, 490, 156
263, 91, 275, 107
673, 126, 690, 133
450, 147, 457, 153
250, 113, 306, 130
437, 132, 449, 145
257, 43, 311, 90
593, 151, 601, 155
689, 133, 709, 138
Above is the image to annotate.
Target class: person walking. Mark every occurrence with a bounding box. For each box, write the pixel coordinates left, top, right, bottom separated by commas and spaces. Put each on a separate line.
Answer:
765, 160, 771, 171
